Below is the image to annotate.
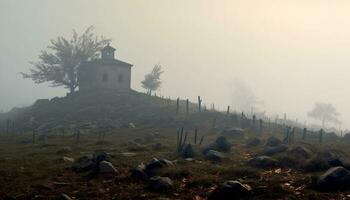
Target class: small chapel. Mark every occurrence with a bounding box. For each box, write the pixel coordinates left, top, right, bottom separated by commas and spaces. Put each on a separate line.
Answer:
77, 44, 133, 92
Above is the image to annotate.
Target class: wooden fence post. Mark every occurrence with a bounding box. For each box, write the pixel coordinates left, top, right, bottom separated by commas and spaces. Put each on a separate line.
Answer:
176, 98, 180, 115
259, 119, 263, 134
198, 96, 202, 112
226, 106, 230, 116
186, 99, 189, 115
302, 128, 307, 140
194, 127, 198, 144
319, 129, 323, 144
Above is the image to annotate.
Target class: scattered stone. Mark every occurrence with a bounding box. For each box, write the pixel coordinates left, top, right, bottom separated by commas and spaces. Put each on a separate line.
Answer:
316, 166, 350, 191
99, 161, 119, 175
249, 156, 277, 168
209, 180, 250, 200
93, 150, 109, 163
305, 149, 349, 172
131, 163, 149, 181
265, 136, 282, 147
72, 155, 95, 172
206, 150, 225, 162
128, 141, 146, 151
152, 143, 163, 151
56, 147, 72, 155
145, 158, 174, 175
181, 144, 195, 158
149, 176, 173, 191
128, 123, 136, 128
220, 128, 244, 138
62, 156, 75, 163
262, 144, 288, 156
245, 138, 261, 147
203, 136, 232, 154
120, 152, 137, 157
60, 193, 73, 200
288, 146, 312, 159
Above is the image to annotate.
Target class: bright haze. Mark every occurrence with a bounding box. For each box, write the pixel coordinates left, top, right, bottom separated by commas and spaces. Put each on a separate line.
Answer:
0, 0, 350, 129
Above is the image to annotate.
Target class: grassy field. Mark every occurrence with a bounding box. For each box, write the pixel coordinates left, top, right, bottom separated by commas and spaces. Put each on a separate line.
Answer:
0, 126, 350, 200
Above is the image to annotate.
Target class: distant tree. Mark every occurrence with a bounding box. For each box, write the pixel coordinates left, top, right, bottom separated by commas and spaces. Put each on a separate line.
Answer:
141, 64, 164, 95
21, 26, 111, 93
231, 79, 264, 114
308, 102, 341, 128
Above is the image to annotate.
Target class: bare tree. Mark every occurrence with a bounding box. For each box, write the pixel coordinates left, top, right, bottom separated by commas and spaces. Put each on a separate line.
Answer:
308, 102, 341, 128
141, 64, 164, 95
231, 79, 264, 114
21, 26, 111, 93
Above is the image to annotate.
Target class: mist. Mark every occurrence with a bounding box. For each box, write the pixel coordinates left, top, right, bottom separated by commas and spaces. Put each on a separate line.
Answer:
1, 0, 350, 130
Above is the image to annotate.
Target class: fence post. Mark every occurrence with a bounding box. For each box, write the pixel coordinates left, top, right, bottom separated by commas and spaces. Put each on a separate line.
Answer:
6, 119, 10, 135
259, 119, 263, 134
198, 96, 202, 112
302, 128, 307, 140
186, 99, 189, 115
194, 127, 198, 144
319, 129, 323, 144
226, 106, 230, 116
176, 98, 180, 115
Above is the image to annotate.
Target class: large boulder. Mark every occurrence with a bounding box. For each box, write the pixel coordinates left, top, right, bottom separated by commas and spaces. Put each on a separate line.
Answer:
288, 146, 312, 159
265, 136, 282, 147
203, 136, 232, 154
98, 161, 119, 175
316, 166, 350, 191
262, 144, 288, 156
145, 158, 174, 176
305, 149, 349, 172
149, 176, 173, 191
71, 155, 96, 172
245, 138, 261, 148
209, 180, 250, 200
181, 144, 195, 158
131, 163, 149, 181
206, 150, 225, 162
249, 156, 277, 168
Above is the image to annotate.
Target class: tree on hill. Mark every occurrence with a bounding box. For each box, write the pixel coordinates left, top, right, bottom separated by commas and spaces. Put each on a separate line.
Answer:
141, 64, 164, 95
21, 26, 111, 93
231, 79, 264, 114
308, 102, 341, 128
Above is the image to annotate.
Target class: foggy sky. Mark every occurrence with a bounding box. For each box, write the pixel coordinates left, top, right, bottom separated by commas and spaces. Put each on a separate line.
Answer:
1, 0, 350, 129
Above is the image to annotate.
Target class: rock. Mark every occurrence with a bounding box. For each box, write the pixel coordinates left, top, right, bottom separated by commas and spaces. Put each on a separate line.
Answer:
145, 158, 174, 175
131, 163, 149, 181
120, 152, 137, 157
265, 136, 282, 147
71, 155, 96, 172
181, 144, 195, 158
56, 147, 73, 155
60, 193, 73, 200
62, 156, 75, 163
128, 123, 136, 128
288, 146, 312, 159
149, 176, 173, 191
304, 150, 349, 172
245, 138, 261, 147
220, 128, 244, 138
316, 166, 350, 191
152, 143, 163, 151
206, 150, 225, 162
98, 161, 119, 175
249, 156, 277, 168
203, 136, 232, 154
262, 144, 288, 156
128, 141, 146, 151
93, 150, 108, 163
209, 180, 250, 200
